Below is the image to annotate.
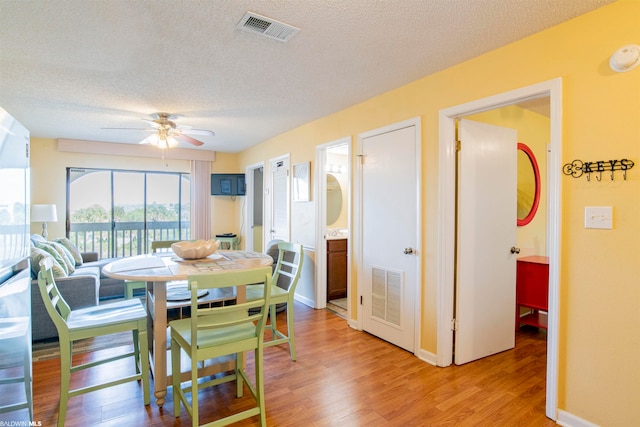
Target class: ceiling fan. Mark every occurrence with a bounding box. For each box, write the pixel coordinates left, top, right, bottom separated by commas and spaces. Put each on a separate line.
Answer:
104, 112, 215, 149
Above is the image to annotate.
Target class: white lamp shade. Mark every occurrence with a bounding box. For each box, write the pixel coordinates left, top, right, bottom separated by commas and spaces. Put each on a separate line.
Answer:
31, 204, 58, 222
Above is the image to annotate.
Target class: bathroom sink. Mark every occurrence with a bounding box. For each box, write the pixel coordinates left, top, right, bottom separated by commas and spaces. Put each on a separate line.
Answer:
326, 229, 348, 240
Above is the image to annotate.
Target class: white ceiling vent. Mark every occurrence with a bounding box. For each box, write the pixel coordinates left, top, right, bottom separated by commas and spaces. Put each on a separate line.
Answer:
236, 12, 299, 43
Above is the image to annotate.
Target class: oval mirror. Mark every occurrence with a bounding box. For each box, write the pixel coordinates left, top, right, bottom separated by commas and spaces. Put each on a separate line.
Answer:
517, 142, 541, 226
326, 173, 342, 225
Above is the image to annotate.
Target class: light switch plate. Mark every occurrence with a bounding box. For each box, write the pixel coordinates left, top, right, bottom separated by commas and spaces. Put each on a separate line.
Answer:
584, 206, 613, 229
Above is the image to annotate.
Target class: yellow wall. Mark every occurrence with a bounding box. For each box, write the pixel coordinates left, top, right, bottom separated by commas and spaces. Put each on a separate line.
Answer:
209, 152, 243, 238
237, 2, 640, 424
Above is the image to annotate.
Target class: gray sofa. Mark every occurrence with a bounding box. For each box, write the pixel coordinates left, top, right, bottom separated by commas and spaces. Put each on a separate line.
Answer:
30, 235, 127, 341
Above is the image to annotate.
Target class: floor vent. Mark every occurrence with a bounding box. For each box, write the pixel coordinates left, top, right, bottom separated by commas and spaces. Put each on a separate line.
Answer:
236, 12, 299, 42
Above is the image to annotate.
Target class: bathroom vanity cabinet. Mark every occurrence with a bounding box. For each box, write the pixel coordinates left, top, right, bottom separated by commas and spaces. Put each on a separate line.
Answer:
327, 239, 347, 301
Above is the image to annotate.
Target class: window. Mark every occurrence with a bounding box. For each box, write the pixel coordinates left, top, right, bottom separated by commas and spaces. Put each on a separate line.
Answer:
67, 168, 190, 258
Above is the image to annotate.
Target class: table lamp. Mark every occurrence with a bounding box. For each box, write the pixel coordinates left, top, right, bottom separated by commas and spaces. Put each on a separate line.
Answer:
31, 204, 58, 239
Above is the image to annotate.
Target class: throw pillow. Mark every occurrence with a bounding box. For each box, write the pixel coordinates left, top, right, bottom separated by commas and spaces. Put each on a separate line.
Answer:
52, 241, 76, 274
46, 240, 76, 275
30, 247, 67, 279
35, 241, 70, 276
54, 237, 83, 266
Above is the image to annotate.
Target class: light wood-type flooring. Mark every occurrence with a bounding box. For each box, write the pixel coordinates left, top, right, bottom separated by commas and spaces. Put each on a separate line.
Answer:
29, 302, 555, 426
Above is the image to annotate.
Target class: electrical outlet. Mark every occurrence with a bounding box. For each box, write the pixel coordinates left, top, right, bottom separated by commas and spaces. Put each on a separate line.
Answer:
584, 206, 613, 229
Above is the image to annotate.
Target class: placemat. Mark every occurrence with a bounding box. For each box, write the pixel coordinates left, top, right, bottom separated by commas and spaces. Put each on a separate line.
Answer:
109, 256, 165, 273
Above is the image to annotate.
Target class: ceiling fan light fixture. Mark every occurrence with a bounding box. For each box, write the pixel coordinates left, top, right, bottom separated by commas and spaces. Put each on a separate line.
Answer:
165, 135, 179, 149
147, 133, 179, 149
141, 133, 161, 146
140, 132, 178, 149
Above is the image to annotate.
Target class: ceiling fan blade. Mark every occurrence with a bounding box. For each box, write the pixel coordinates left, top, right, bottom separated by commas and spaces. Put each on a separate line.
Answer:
139, 134, 156, 145
177, 134, 205, 146
142, 119, 163, 129
102, 127, 155, 132
176, 127, 215, 136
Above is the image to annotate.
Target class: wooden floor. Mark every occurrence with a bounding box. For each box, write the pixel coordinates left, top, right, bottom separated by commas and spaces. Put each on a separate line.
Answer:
28, 302, 555, 426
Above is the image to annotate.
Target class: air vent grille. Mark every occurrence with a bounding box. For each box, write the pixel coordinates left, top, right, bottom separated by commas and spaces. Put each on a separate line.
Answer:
237, 12, 299, 42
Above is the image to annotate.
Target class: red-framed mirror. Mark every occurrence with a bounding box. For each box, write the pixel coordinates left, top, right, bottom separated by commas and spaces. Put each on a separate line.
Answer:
517, 142, 541, 226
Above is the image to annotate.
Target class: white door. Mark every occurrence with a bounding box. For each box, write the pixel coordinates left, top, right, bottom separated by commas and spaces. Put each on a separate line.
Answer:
269, 156, 290, 242
360, 122, 419, 352
455, 119, 518, 365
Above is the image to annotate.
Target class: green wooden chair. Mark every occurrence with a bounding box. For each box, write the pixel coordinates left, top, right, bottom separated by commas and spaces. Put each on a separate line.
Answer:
124, 240, 182, 299
37, 257, 150, 427
151, 239, 181, 253
247, 242, 304, 361
170, 267, 272, 427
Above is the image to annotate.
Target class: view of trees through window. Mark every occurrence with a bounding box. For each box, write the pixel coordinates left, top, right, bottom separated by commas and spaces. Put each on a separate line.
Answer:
67, 168, 190, 258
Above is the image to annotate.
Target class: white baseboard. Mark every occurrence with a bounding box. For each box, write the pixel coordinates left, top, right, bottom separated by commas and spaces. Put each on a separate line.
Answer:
557, 409, 600, 427
347, 318, 359, 330
416, 348, 437, 366
294, 293, 315, 308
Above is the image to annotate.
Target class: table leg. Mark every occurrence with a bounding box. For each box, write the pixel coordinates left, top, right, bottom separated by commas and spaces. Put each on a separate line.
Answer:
151, 280, 168, 407
237, 284, 246, 303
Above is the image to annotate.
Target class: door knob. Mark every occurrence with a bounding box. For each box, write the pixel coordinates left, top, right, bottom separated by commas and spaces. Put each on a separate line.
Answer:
403, 247, 414, 255
510, 246, 521, 254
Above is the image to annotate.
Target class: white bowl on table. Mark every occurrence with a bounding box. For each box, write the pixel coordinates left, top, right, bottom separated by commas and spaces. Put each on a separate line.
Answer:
171, 239, 220, 260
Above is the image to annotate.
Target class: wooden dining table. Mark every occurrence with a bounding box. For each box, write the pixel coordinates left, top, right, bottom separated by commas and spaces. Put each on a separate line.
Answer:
102, 250, 273, 407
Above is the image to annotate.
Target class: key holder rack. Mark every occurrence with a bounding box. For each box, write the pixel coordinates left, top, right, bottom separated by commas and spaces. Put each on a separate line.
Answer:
563, 158, 634, 182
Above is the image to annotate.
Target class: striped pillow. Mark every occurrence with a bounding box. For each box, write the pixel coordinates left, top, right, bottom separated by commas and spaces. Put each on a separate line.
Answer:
31, 247, 67, 278
35, 241, 74, 275
54, 237, 84, 266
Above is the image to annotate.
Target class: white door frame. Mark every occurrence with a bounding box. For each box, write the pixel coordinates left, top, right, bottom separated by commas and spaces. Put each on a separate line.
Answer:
436, 78, 562, 420
355, 117, 422, 348
315, 136, 352, 310
244, 161, 264, 251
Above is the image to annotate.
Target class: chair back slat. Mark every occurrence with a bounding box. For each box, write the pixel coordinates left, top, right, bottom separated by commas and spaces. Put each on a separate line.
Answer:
277, 269, 296, 280
272, 242, 304, 293
37, 257, 72, 331
187, 267, 272, 344
197, 312, 265, 330
196, 302, 266, 330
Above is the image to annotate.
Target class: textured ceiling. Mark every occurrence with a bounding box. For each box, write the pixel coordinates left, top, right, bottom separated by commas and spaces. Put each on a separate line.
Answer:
0, 0, 613, 153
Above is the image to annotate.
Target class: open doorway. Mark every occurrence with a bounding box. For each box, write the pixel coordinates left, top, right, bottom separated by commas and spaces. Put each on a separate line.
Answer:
244, 162, 264, 252
315, 137, 351, 316
458, 102, 550, 361
465, 102, 550, 333
437, 78, 562, 420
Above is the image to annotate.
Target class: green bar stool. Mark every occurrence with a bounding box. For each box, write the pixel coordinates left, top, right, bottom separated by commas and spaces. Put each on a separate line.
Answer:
216, 236, 239, 250
124, 280, 146, 299
37, 257, 150, 427
170, 267, 272, 426
247, 241, 304, 360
